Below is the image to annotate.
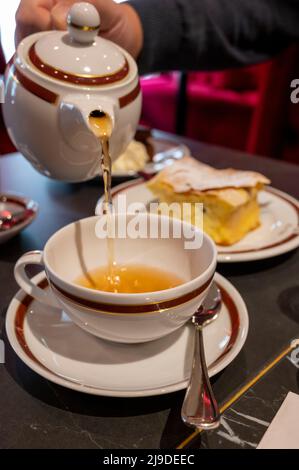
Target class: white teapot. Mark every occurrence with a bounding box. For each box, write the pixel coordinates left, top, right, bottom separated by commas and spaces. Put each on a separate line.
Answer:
3, 2, 142, 181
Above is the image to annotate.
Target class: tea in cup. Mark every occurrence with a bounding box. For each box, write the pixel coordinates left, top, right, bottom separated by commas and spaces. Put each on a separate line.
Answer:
14, 213, 217, 343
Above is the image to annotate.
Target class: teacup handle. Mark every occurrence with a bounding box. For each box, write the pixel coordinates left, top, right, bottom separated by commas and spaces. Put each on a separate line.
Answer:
14, 251, 58, 307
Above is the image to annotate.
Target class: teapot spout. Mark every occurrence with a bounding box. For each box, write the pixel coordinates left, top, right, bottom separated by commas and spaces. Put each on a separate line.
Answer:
88, 109, 114, 140
58, 94, 116, 154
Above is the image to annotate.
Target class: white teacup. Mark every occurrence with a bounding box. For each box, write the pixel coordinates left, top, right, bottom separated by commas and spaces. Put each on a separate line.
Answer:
14, 214, 217, 343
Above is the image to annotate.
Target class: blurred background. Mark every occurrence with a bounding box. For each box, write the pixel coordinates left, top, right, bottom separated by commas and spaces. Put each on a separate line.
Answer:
0, 1, 298, 163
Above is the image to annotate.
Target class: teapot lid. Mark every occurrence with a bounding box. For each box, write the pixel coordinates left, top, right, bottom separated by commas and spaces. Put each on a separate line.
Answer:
28, 2, 129, 86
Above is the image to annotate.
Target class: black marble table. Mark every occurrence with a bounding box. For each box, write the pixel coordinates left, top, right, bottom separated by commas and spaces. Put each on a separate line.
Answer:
1, 131, 299, 449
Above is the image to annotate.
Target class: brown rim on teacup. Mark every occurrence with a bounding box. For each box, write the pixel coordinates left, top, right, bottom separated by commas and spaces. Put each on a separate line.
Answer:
42, 215, 217, 306
49, 274, 215, 315
14, 214, 217, 342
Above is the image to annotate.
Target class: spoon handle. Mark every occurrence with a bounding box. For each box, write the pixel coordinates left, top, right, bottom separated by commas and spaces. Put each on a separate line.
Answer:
181, 326, 220, 430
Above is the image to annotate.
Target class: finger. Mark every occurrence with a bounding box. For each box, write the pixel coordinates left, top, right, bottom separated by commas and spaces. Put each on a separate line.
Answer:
15, 0, 56, 45
16, 0, 56, 26
50, 0, 75, 30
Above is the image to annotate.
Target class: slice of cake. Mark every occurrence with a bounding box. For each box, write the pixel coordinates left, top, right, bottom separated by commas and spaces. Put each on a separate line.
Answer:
112, 140, 149, 172
147, 156, 270, 245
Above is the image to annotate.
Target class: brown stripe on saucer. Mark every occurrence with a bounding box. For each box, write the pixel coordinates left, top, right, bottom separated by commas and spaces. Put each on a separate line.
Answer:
206, 285, 240, 368
28, 42, 129, 86
218, 187, 299, 254
15, 279, 49, 366
0, 194, 27, 209
14, 278, 240, 391
220, 232, 299, 255
50, 274, 214, 315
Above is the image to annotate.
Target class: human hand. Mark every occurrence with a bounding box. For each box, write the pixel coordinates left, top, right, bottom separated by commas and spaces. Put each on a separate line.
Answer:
15, 0, 143, 59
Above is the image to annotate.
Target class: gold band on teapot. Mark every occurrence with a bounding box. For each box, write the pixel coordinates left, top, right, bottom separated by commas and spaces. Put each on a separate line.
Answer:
67, 20, 100, 32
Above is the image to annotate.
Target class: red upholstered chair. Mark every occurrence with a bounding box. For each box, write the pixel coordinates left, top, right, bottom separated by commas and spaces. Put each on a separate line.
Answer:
285, 81, 299, 164
140, 73, 180, 133
140, 68, 262, 152
141, 46, 299, 164
247, 45, 299, 161
184, 67, 260, 152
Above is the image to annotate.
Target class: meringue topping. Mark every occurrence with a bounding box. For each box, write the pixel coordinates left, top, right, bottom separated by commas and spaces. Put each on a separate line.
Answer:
157, 156, 270, 193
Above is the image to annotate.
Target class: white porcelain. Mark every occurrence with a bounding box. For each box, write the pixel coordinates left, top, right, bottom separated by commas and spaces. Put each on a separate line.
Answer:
0, 193, 38, 244
3, 2, 141, 182
14, 213, 217, 343
6, 271, 248, 397
217, 187, 299, 262
100, 180, 299, 263
67, 2, 101, 45
113, 141, 190, 178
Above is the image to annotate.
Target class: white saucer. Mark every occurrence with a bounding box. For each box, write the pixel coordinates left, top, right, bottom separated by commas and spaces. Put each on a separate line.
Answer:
112, 138, 189, 178
0, 193, 38, 244
6, 272, 248, 397
97, 180, 299, 263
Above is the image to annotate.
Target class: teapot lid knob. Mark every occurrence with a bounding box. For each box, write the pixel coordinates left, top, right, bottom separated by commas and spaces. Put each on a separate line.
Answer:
67, 2, 100, 44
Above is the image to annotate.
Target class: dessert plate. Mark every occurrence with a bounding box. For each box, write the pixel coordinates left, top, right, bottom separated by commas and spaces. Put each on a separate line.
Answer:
0, 193, 38, 244
6, 272, 248, 398
112, 137, 190, 178
96, 180, 299, 263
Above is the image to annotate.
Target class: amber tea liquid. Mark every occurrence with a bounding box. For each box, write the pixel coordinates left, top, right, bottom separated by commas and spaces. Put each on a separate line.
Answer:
87, 112, 182, 295
89, 110, 116, 290
75, 264, 183, 294
89, 111, 113, 214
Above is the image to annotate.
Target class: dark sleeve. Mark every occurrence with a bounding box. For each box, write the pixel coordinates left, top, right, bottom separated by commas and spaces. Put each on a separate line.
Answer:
128, 0, 299, 74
